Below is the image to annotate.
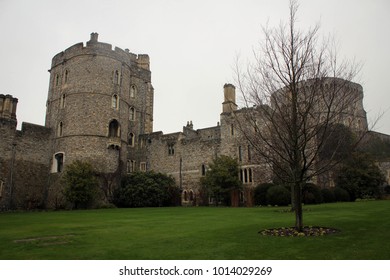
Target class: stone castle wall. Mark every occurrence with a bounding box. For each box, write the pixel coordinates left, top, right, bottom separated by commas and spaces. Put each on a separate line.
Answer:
2, 34, 386, 210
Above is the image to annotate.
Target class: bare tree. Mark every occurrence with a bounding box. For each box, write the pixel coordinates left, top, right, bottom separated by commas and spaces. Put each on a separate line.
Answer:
234, 0, 364, 231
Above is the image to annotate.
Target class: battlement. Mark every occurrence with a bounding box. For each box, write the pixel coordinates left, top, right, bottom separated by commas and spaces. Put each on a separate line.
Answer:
0, 94, 18, 121
51, 33, 150, 70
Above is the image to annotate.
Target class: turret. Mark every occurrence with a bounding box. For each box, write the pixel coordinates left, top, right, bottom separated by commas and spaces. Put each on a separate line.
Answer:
222, 84, 237, 113
0, 94, 18, 121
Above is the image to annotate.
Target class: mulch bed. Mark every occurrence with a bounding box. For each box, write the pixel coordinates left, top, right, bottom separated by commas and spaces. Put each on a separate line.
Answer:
259, 226, 340, 237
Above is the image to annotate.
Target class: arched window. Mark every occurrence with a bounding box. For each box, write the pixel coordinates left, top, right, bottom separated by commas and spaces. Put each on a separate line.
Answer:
57, 122, 63, 137
108, 119, 120, 137
128, 133, 135, 146
183, 191, 188, 202
112, 94, 119, 109
60, 94, 66, 108
54, 153, 64, 173
64, 70, 69, 83
114, 70, 120, 84
129, 107, 135, 121
130, 85, 137, 98
55, 74, 60, 86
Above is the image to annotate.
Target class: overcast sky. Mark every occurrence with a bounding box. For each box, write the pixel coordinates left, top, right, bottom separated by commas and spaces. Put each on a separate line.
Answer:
1, 0, 389, 135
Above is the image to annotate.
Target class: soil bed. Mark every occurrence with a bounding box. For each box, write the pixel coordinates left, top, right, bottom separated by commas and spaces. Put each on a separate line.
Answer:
259, 226, 340, 237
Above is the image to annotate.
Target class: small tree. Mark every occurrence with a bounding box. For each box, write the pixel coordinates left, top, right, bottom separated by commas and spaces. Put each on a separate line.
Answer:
234, 0, 363, 231
62, 160, 98, 209
200, 155, 242, 206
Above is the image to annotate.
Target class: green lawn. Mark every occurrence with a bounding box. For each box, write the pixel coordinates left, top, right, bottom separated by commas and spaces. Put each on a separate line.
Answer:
0, 200, 389, 260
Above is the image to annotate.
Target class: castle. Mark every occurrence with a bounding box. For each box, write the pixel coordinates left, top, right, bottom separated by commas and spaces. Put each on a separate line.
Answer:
0, 33, 388, 210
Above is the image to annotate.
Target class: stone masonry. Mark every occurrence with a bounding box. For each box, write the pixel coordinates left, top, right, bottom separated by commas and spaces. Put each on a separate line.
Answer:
0, 33, 389, 210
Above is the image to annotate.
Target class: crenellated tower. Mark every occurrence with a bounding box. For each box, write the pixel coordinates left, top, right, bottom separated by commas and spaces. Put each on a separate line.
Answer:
45, 33, 154, 174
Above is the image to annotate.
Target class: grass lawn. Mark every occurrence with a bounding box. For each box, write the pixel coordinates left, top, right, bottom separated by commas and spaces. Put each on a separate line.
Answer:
0, 200, 389, 260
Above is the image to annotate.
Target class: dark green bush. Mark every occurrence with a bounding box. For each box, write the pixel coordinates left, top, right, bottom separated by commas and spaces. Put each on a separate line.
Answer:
302, 183, 323, 204
113, 171, 180, 208
334, 187, 350, 202
266, 185, 291, 206
254, 183, 274, 206
321, 188, 335, 203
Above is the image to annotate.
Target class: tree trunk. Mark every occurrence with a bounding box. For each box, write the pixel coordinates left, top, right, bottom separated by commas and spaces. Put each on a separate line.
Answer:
293, 182, 303, 231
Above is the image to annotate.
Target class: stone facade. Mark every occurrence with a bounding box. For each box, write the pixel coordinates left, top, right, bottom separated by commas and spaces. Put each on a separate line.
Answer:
0, 34, 389, 210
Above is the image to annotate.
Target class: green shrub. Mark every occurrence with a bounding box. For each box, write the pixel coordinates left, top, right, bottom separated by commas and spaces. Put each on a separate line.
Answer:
113, 171, 180, 208
266, 185, 291, 206
321, 188, 335, 203
254, 183, 274, 206
302, 183, 323, 204
62, 160, 99, 209
334, 187, 350, 202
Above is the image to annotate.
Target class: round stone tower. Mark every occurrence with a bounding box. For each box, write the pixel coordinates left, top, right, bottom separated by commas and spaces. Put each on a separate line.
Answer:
45, 33, 154, 174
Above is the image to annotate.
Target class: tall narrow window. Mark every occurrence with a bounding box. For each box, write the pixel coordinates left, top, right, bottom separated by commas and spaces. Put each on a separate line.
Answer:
0, 180, 4, 198
248, 168, 253, 183
201, 164, 206, 176
248, 145, 251, 161
64, 70, 69, 83
231, 124, 234, 136
108, 120, 120, 137
130, 85, 137, 98
55, 153, 64, 173
57, 122, 63, 137
140, 162, 147, 172
114, 70, 120, 84
238, 146, 242, 161
55, 74, 60, 86
128, 133, 135, 146
60, 94, 66, 108
112, 94, 119, 109
129, 107, 135, 121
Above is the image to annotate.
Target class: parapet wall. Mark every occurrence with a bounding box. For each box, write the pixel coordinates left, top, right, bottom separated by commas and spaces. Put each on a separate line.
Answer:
51, 33, 150, 70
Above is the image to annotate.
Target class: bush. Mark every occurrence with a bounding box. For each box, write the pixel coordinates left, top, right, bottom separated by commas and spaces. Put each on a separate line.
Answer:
113, 171, 180, 208
302, 183, 323, 204
62, 160, 99, 209
334, 187, 350, 202
335, 152, 385, 200
321, 188, 335, 203
254, 183, 274, 206
266, 185, 291, 206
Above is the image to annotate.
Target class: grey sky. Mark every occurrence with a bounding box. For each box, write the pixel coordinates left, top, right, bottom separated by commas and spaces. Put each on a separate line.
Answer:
0, 0, 389, 134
